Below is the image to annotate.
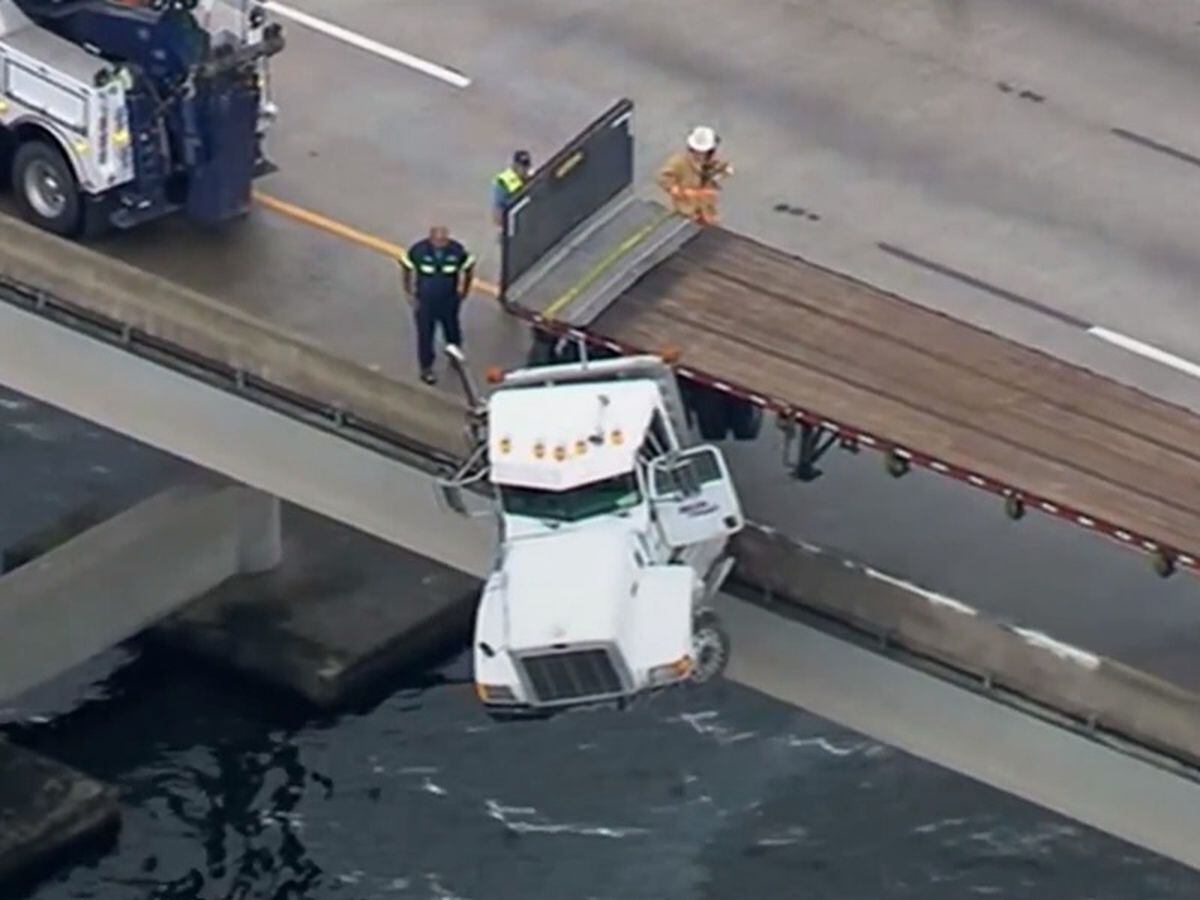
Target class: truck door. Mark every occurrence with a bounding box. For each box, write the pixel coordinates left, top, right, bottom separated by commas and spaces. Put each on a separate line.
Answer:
649, 445, 744, 548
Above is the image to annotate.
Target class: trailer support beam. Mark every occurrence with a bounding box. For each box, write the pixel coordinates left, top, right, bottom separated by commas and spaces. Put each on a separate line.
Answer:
781, 419, 839, 483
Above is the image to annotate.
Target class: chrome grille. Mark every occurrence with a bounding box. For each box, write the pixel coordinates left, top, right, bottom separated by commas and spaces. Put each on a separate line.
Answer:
519, 648, 623, 704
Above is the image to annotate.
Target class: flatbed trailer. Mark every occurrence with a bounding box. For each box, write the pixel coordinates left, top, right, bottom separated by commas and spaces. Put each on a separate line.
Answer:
497, 100, 1200, 578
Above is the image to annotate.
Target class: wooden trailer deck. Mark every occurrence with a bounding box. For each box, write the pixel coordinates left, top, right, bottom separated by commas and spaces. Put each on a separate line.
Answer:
588, 227, 1200, 570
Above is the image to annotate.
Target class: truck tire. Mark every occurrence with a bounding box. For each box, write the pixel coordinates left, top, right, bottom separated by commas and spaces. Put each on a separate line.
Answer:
689, 610, 730, 684
689, 385, 730, 441
727, 397, 763, 441
0, 133, 14, 191
13, 141, 82, 237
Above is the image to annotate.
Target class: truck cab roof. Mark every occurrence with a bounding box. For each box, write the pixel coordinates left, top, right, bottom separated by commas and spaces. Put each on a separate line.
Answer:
488, 379, 659, 491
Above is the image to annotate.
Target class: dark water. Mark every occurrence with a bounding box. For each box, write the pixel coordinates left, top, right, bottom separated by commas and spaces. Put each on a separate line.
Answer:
4, 387, 1200, 900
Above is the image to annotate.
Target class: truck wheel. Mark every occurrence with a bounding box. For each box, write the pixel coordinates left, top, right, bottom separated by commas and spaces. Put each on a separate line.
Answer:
13, 141, 82, 236
689, 611, 730, 684
690, 386, 730, 441
727, 397, 763, 440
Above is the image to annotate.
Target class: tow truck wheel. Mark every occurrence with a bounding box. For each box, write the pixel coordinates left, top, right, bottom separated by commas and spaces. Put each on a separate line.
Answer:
689, 611, 730, 684
13, 141, 82, 237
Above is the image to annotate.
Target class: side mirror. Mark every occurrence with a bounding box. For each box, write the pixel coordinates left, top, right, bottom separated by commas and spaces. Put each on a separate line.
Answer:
436, 481, 469, 516
434, 480, 494, 519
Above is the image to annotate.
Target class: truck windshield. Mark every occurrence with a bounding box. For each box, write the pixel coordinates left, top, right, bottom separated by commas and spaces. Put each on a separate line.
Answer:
501, 472, 641, 523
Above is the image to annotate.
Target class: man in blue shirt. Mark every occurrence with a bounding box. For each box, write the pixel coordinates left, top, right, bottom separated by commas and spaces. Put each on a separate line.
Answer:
400, 225, 475, 384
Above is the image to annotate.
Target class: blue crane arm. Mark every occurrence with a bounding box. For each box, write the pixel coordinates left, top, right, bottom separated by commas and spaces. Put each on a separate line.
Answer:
13, 1, 281, 89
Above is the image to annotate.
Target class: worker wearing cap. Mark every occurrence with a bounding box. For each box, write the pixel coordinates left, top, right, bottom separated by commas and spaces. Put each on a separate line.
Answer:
400, 225, 475, 385
492, 150, 533, 228
656, 127, 733, 225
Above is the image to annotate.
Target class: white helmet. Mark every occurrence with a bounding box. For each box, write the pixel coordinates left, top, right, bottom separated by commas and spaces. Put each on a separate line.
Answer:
686, 126, 718, 153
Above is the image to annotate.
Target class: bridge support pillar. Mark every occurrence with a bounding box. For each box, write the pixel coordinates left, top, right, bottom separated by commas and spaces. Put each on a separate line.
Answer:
236, 490, 282, 574
0, 482, 283, 703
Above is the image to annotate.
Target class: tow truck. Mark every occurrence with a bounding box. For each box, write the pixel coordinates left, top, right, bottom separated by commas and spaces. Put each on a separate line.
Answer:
439, 347, 744, 718
0, 0, 283, 235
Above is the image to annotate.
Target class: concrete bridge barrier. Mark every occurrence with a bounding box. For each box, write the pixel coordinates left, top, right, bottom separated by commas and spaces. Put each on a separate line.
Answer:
732, 524, 1200, 771
0, 214, 469, 463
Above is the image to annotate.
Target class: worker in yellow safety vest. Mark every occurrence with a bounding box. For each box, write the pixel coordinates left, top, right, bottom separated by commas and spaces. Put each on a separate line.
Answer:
656, 126, 733, 225
492, 149, 533, 228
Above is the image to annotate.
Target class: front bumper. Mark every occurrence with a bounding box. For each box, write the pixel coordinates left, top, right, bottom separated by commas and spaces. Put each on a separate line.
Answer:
479, 683, 683, 719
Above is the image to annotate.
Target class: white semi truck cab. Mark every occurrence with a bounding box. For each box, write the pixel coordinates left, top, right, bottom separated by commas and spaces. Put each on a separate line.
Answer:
441, 348, 744, 718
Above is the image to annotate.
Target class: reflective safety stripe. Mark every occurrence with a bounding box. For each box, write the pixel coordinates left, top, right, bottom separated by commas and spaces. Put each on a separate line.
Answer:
495, 168, 523, 194
411, 245, 473, 281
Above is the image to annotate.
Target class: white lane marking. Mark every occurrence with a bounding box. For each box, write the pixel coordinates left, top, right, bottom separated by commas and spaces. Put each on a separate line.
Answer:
264, 2, 471, 88
1088, 326, 1200, 380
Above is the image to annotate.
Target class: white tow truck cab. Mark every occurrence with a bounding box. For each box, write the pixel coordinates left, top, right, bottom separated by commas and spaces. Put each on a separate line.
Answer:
440, 347, 745, 718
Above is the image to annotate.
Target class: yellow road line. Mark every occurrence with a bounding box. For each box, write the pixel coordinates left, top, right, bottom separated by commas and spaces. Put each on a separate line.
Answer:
252, 190, 500, 298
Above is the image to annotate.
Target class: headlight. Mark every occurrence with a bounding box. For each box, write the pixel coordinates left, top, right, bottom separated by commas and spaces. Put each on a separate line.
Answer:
476, 683, 517, 703
647, 656, 692, 686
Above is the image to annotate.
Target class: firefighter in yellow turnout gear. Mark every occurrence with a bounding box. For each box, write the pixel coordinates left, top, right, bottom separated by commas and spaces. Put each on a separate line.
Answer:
656, 127, 733, 226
